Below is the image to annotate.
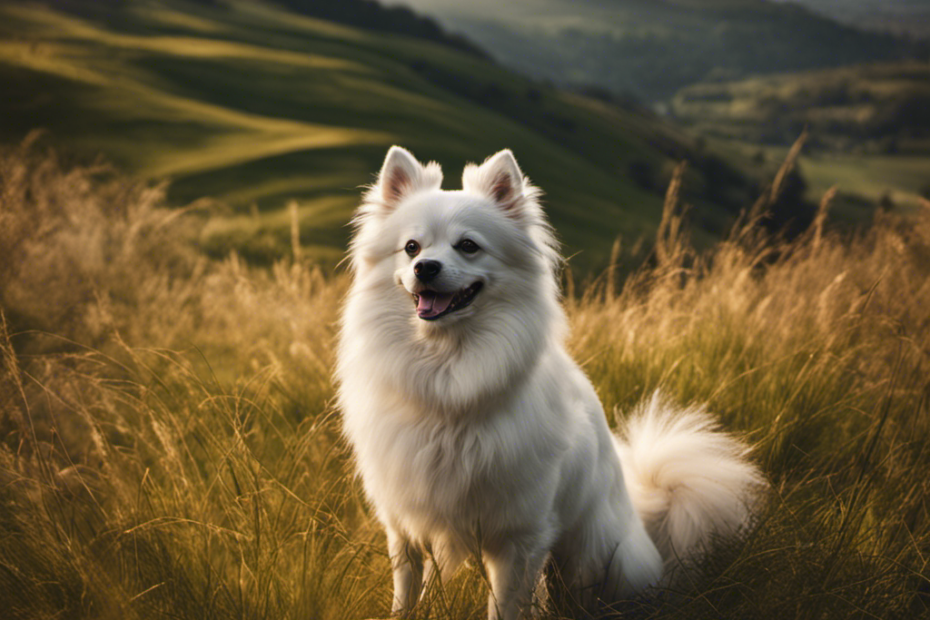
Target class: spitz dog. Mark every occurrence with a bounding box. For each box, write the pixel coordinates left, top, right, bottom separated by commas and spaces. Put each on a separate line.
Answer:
335, 147, 763, 620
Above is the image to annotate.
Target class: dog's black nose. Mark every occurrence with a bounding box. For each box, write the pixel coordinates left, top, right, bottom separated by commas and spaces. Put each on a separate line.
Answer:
414, 259, 442, 282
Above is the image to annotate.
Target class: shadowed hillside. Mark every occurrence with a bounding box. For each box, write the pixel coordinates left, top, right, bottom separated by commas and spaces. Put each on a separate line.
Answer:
181, 0, 489, 56
0, 0, 769, 272
385, 0, 917, 102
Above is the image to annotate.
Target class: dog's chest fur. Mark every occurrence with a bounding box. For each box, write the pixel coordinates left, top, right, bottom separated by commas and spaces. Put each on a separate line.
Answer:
353, 387, 567, 545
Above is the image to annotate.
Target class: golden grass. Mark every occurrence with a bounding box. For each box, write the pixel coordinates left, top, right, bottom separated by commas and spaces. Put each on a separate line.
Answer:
1, 136, 928, 618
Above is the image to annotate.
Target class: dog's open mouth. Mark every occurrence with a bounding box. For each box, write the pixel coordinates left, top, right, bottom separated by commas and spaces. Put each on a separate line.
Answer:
414, 282, 483, 320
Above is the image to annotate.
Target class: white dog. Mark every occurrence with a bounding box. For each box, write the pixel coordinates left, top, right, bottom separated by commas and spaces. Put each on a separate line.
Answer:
335, 147, 763, 620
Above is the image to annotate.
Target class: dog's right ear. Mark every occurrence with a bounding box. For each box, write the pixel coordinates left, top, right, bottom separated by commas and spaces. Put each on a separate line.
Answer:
371, 146, 442, 212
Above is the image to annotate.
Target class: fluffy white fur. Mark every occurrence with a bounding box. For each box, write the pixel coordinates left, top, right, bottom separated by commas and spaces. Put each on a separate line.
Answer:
335, 146, 763, 620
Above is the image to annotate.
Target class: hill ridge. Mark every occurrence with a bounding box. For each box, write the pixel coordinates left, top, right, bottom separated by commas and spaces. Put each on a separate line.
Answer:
0, 0, 762, 272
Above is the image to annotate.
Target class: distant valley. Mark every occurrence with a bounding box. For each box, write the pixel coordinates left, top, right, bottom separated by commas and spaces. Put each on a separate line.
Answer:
778, 0, 930, 38
384, 0, 921, 103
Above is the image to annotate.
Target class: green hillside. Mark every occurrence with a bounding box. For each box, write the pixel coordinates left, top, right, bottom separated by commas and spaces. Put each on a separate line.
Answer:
0, 0, 755, 272
388, 0, 915, 102
672, 62, 930, 152
670, 61, 930, 213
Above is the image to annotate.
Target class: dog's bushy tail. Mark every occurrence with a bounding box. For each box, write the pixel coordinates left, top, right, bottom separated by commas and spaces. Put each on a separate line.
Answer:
614, 392, 764, 567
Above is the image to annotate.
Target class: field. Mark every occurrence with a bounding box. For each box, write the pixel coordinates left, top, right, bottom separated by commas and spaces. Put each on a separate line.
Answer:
671, 61, 930, 220
672, 62, 930, 153
708, 138, 930, 223
0, 0, 761, 273
1, 127, 929, 620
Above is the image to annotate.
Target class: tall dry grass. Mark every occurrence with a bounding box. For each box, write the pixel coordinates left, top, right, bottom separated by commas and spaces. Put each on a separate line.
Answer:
0, 135, 928, 619
569, 135, 930, 617
0, 136, 378, 620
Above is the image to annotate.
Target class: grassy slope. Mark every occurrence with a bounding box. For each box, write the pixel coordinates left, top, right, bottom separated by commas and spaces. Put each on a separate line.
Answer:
2, 130, 928, 620
0, 0, 735, 272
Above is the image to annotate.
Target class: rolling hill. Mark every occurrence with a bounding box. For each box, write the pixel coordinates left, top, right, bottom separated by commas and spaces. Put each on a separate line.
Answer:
0, 0, 759, 272
385, 0, 916, 102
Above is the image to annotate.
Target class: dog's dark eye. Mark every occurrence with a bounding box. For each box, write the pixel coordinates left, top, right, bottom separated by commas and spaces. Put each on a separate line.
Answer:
405, 240, 420, 257
458, 239, 480, 254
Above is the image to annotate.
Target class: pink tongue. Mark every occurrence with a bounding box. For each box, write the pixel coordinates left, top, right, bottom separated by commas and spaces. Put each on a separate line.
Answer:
417, 291, 455, 318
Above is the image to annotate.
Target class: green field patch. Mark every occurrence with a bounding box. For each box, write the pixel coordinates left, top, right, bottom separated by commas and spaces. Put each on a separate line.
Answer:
0, 40, 111, 86
132, 4, 226, 34
674, 62, 930, 153
140, 128, 389, 179
223, 0, 374, 43
801, 152, 930, 209
5, 3, 364, 71
218, 174, 364, 208
709, 138, 930, 222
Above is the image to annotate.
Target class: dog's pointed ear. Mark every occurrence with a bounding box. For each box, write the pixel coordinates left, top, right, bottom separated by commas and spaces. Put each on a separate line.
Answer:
462, 149, 526, 215
372, 146, 442, 212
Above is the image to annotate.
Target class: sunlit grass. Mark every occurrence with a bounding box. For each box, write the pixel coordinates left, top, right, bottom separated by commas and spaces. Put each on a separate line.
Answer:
1, 136, 928, 619
138, 129, 390, 179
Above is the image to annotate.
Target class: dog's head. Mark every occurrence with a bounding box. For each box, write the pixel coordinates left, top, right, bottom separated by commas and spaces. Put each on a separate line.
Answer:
349, 146, 559, 329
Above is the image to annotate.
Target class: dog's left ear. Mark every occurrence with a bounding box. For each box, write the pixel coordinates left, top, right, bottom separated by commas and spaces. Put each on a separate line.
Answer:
462, 149, 526, 215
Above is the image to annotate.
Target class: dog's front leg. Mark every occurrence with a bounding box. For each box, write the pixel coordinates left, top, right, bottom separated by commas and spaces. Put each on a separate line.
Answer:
484, 538, 549, 620
387, 528, 424, 617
